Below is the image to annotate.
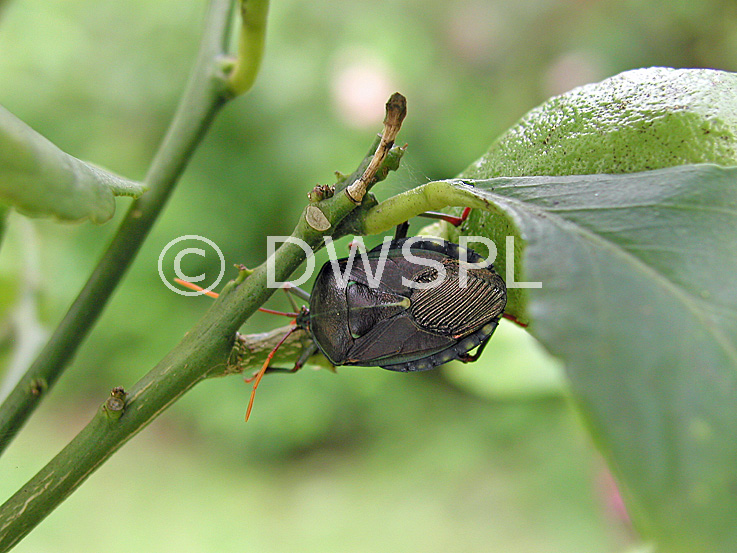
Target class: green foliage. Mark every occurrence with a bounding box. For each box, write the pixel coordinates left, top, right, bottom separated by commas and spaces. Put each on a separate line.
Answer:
0, 105, 144, 223
440, 66, 737, 552
2, 0, 737, 552
368, 66, 737, 552
452, 167, 737, 552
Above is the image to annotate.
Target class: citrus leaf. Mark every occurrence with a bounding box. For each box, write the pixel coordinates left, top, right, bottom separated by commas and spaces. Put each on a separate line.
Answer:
420, 66, 737, 552
0, 104, 145, 223
454, 165, 737, 553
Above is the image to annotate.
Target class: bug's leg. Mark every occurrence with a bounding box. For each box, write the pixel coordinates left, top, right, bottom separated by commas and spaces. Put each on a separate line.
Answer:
251, 367, 295, 375
394, 221, 410, 240
292, 342, 319, 372
460, 206, 471, 223
502, 312, 528, 327
418, 207, 472, 227
244, 365, 294, 378
458, 334, 492, 363
251, 342, 319, 376
282, 282, 311, 302
283, 286, 301, 313
245, 326, 300, 421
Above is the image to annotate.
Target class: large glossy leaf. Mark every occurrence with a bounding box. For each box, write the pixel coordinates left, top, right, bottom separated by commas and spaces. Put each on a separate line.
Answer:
0, 105, 145, 223
450, 165, 737, 552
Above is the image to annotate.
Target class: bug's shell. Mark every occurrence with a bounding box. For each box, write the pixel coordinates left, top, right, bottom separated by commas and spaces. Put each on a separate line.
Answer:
308, 238, 506, 372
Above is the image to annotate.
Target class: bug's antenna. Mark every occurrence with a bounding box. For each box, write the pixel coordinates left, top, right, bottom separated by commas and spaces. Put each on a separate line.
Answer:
174, 278, 220, 298
173, 279, 299, 317
245, 326, 300, 421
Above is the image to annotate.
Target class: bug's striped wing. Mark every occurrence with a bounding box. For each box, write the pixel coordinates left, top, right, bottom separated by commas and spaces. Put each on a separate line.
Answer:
410, 260, 506, 338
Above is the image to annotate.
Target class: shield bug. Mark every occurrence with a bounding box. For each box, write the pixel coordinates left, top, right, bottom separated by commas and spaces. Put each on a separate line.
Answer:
177, 223, 506, 420
307, 225, 506, 372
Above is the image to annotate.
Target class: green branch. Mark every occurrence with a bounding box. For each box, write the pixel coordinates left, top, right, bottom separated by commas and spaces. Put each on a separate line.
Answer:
0, 204, 8, 251
0, 96, 406, 550
226, 0, 270, 96
357, 179, 490, 235
0, 0, 246, 456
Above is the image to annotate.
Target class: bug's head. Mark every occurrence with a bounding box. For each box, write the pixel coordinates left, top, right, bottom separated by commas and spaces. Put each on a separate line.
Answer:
295, 306, 311, 330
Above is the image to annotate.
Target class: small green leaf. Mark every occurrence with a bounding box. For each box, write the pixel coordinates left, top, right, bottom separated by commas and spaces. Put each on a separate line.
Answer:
454, 166, 737, 553
0, 105, 145, 223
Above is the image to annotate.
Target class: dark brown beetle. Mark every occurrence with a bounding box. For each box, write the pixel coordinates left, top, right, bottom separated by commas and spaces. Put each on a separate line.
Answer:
187, 222, 507, 420
306, 223, 507, 372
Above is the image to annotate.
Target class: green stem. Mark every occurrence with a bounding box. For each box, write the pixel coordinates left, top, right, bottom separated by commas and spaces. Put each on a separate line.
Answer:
358, 179, 490, 235
226, 0, 269, 96
0, 204, 8, 252
0, 0, 241, 456
0, 137, 404, 551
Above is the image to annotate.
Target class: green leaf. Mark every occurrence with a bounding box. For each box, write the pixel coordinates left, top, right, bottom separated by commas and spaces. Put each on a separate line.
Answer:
0, 105, 145, 223
380, 66, 737, 552
454, 165, 737, 553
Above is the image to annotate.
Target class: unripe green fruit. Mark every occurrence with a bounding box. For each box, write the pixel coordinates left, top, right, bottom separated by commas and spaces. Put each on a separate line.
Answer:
464, 67, 737, 179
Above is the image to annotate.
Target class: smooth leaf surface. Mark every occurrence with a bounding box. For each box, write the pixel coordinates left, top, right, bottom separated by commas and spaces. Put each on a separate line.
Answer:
0, 105, 145, 223
457, 165, 737, 553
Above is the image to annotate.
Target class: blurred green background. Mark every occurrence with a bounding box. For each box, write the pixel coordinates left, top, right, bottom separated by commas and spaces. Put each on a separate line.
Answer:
0, 0, 734, 551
